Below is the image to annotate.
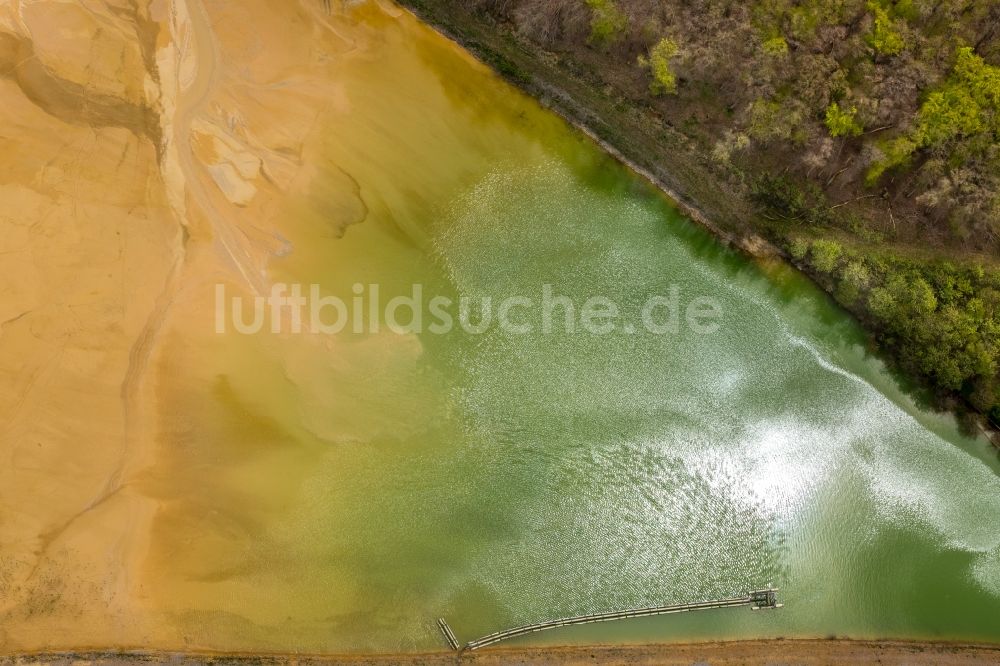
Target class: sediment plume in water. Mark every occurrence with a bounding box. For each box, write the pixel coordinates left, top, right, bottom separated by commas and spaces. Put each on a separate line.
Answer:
1, 0, 999, 655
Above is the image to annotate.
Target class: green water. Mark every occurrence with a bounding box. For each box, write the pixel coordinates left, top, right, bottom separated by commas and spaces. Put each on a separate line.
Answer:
150, 4, 1000, 652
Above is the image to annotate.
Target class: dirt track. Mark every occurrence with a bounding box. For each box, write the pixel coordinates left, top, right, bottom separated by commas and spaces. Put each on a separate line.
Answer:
6, 640, 1000, 666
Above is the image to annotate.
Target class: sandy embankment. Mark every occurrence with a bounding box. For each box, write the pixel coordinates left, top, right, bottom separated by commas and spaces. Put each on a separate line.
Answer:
0, 0, 179, 646
6, 640, 1000, 665
0, 0, 366, 650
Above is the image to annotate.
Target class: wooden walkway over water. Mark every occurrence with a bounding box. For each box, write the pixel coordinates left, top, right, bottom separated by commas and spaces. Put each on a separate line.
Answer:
440, 588, 781, 651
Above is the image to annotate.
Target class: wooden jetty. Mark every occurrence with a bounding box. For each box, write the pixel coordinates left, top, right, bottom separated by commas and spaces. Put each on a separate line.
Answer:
437, 617, 460, 651
443, 588, 781, 651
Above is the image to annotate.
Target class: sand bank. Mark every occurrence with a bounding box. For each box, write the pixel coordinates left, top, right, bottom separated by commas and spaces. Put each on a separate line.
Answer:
0, 0, 384, 649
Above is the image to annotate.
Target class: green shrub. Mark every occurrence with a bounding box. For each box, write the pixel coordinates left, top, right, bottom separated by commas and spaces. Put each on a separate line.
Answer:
867, 47, 1000, 184
748, 99, 787, 141
865, 135, 917, 185
825, 102, 864, 137
762, 36, 788, 56
789, 237, 810, 260
842, 261, 871, 288
868, 285, 897, 319
837, 282, 860, 305
860, 262, 1000, 395
866, 2, 905, 56
954, 46, 1000, 109
915, 86, 986, 145
810, 239, 844, 273
585, 0, 627, 47
837, 261, 872, 304
638, 38, 679, 95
